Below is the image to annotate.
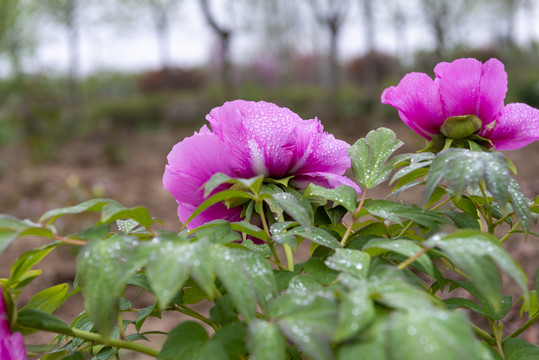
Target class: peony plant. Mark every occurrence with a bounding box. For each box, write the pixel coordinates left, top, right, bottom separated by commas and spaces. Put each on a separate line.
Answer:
1, 57, 539, 360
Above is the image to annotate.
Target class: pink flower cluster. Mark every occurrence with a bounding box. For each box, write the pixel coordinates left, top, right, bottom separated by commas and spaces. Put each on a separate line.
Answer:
1, 291, 27, 360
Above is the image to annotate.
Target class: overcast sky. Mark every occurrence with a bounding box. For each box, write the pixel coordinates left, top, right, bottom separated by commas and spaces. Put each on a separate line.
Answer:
30, 0, 539, 76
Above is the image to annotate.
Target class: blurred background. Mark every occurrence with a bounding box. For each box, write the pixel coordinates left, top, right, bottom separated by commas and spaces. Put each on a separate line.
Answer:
2, 0, 539, 350
1, 0, 539, 223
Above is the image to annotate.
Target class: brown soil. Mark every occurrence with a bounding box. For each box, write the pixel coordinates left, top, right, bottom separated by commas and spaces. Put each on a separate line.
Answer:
1, 122, 538, 357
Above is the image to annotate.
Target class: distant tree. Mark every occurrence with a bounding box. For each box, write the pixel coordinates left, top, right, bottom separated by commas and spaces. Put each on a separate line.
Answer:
306, 0, 352, 94
37, 0, 83, 101
0, 0, 36, 77
198, 0, 257, 92
145, 0, 182, 70
420, 0, 468, 59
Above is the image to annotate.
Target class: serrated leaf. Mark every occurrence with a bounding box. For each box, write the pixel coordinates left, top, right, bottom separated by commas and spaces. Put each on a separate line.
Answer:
387, 309, 494, 360
427, 230, 528, 312
363, 238, 434, 276
303, 184, 358, 214
424, 149, 510, 206
348, 127, 403, 189
248, 320, 286, 360
158, 322, 209, 360
325, 248, 370, 278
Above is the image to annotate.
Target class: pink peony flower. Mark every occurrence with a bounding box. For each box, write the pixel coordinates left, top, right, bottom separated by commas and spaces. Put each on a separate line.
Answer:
381, 58, 539, 150
163, 100, 359, 228
1, 291, 27, 360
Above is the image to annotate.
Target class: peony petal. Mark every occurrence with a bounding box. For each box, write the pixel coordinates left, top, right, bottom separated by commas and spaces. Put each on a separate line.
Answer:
487, 103, 539, 150
434, 58, 482, 118
381, 72, 444, 139
206, 100, 300, 178
477, 58, 508, 126
291, 171, 361, 194
7, 332, 28, 360
0, 293, 10, 338
288, 118, 352, 176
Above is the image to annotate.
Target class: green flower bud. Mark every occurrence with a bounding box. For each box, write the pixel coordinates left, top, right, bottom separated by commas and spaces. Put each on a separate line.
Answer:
440, 115, 482, 139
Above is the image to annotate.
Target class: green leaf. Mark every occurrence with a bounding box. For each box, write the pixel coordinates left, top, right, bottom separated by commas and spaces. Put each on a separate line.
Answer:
272, 193, 311, 228
247, 320, 286, 360
184, 190, 255, 228
424, 149, 510, 205
503, 338, 539, 359
508, 178, 532, 234
17, 308, 72, 333
135, 303, 158, 332
195, 221, 241, 244
387, 309, 494, 360
203, 173, 264, 197
439, 210, 480, 229
20, 283, 70, 314
334, 283, 375, 341
390, 152, 435, 184
69, 224, 110, 241
325, 248, 370, 278
0, 216, 56, 254
348, 127, 404, 189
8, 242, 59, 288
363, 238, 434, 276
272, 293, 337, 360
288, 227, 341, 250
213, 247, 257, 321
100, 203, 154, 228
146, 239, 190, 309
303, 184, 358, 214
236, 250, 278, 311
39, 199, 122, 224
158, 322, 208, 360
209, 295, 238, 326
211, 322, 247, 358
365, 200, 448, 228
76, 235, 148, 337
427, 230, 528, 312
196, 341, 227, 360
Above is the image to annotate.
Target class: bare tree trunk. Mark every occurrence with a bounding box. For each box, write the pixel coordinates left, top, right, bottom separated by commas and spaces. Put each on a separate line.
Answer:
360, 0, 377, 85
199, 0, 233, 92
328, 20, 340, 94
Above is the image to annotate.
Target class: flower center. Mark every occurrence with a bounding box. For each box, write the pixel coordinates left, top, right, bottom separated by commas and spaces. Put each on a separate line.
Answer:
440, 115, 482, 139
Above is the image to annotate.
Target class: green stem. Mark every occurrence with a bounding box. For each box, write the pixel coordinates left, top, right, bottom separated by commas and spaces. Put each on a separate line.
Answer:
505, 311, 539, 340
397, 247, 429, 270
341, 189, 368, 246
283, 243, 294, 271
430, 196, 451, 210
472, 324, 496, 346
479, 181, 494, 233
499, 221, 520, 244
176, 305, 219, 332
256, 199, 284, 269
490, 320, 506, 360
396, 220, 414, 239
37, 326, 160, 357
